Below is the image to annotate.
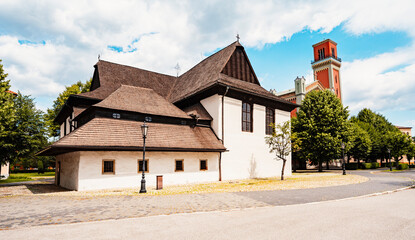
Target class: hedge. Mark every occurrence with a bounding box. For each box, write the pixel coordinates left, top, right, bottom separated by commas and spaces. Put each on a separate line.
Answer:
410, 165, 415, 168
397, 163, 409, 170
345, 163, 358, 170
383, 162, 397, 168
10, 169, 54, 174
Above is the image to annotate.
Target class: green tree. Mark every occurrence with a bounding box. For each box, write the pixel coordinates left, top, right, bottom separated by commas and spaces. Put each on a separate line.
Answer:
44, 79, 91, 138
292, 90, 349, 172
353, 108, 398, 164
348, 122, 372, 167
406, 143, 415, 166
387, 131, 412, 169
265, 121, 291, 180
0, 59, 16, 166
12, 93, 48, 167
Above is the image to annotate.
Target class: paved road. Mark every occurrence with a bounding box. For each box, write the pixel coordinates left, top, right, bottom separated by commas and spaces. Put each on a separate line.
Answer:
1, 187, 414, 240
0, 169, 414, 230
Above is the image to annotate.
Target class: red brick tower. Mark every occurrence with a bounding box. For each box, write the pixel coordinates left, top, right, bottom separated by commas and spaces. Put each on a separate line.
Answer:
311, 39, 342, 100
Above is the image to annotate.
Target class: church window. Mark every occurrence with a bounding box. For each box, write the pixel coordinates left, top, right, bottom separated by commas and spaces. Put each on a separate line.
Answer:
102, 160, 115, 174
332, 48, 335, 58
266, 108, 275, 135
335, 76, 338, 83
175, 160, 184, 171
200, 160, 208, 171
242, 102, 253, 132
138, 159, 149, 173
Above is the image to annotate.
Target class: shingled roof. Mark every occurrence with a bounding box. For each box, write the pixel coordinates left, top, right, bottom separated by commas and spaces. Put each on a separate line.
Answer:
79, 60, 177, 100
94, 85, 191, 119
39, 118, 226, 155
76, 41, 294, 108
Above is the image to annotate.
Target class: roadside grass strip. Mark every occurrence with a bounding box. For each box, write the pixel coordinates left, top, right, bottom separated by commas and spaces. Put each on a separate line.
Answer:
41, 173, 368, 198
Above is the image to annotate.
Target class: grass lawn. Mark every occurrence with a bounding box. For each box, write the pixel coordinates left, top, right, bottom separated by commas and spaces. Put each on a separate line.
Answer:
0, 172, 55, 184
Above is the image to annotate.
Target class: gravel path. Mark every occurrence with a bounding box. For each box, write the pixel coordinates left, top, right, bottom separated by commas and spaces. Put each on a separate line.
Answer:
0, 169, 414, 230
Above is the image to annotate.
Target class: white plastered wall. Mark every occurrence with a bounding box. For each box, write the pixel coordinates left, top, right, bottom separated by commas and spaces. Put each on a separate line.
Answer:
201, 95, 292, 180
0, 162, 10, 179
56, 152, 80, 190
76, 151, 220, 191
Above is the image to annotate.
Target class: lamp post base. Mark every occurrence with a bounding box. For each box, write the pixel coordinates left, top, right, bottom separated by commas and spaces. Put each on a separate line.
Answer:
139, 179, 146, 193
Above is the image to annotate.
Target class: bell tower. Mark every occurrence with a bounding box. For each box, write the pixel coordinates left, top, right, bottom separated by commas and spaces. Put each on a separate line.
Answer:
311, 39, 342, 100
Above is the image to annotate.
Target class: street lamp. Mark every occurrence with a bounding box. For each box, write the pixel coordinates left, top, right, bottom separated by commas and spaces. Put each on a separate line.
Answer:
387, 148, 392, 172
341, 142, 346, 175
140, 122, 149, 193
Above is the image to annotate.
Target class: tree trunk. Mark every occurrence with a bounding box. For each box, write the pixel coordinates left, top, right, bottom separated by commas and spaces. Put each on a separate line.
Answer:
326, 160, 329, 170
318, 161, 323, 172
293, 157, 297, 173
281, 160, 286, 180
357, 158, 359, 169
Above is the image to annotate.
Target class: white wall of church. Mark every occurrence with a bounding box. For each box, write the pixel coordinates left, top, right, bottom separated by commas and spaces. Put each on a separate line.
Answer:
201, 95, 292, 180
56, 152, 80, 190
0, 162, 10, 179
200, 94, 222, 139
74, 151, 219, 191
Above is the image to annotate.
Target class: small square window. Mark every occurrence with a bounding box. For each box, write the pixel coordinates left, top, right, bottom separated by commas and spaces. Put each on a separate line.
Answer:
175, 160, 184, 172
138, 160, 149, 173
102, 160, 115, 174
200, 160, 208, 171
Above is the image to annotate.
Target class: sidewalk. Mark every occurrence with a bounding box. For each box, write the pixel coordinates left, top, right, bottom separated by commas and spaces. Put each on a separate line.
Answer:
0, 169, 414, 230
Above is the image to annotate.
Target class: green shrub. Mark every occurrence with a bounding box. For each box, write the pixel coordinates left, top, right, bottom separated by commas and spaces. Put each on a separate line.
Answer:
384, 162, 396, 168
345, 163, 358, 170
370, 162, 379, 169
359, 163, 372, 169
409, 165, 415, 168
397, 163, 409, 170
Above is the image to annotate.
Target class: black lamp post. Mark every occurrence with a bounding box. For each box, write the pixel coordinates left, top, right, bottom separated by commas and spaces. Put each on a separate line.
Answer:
388, 148, 392, 172
140, 122, 148, 193
341, 142, 346, 175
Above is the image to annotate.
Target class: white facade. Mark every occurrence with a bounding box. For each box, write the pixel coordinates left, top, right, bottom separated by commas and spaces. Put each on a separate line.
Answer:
0, 162, 10, 179
56, 151, 219, 191
201, 94, 292, 180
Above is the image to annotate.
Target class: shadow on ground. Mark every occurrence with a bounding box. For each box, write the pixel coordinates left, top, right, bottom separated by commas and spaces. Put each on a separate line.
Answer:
0, 179, 70, 196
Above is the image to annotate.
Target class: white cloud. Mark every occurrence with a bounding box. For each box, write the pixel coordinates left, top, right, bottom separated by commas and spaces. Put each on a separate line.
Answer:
0, 0, 414, 115
342, 44, 415, 112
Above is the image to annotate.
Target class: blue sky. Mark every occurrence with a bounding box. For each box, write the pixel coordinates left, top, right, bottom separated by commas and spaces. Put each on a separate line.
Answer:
0, 0, 414, 135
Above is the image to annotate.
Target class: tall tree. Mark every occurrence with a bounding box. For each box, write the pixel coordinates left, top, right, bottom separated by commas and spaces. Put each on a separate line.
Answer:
0, 59, 16, 166
353, 108, 398, 163
406, 143, 415, 166
265, 121, 291, 180
44, 79, 91, 138
387, 131, 412, 169
292, 90, 350, 172
348, 121, 372, 167
12, 93, 48, 165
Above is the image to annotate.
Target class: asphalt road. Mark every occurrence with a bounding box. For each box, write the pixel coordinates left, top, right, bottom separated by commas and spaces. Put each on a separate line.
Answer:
1, 188, 414, 240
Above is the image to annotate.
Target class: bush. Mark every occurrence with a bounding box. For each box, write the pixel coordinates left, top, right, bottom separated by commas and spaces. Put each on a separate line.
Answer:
384, 162, 396, 168
10, 169, 54, 174
345, 163, 358, 170
370, 162, 379, 169
397, 163, 409, 170
360, 163, 371, 169
37, 160, 44, 174
409, 165, 415, 168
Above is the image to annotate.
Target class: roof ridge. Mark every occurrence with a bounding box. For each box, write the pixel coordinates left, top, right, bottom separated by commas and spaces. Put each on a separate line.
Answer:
97, 60, 176, 79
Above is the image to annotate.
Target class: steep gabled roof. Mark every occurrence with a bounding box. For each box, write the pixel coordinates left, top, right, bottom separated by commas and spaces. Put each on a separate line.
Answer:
94, 85, 191, 119
167, 41, 255, 103
79, 60, 177, 100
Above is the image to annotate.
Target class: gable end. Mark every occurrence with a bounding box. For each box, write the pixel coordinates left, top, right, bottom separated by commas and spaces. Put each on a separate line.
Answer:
221, 46, 259, 85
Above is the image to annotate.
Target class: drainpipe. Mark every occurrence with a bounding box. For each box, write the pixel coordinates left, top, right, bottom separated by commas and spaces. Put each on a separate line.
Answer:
219, 86, 229, 181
